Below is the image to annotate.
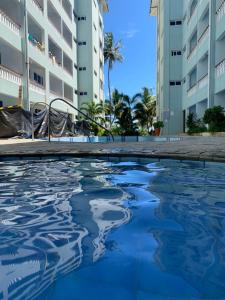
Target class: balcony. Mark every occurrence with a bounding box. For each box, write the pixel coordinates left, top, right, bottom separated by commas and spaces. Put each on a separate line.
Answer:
28, 15, 45, 53
62, 21, 72, 48
0, 65, 22, 85
198, 26, 209, 46
0, 8, 20, 36
64, 83, 73, 102
62, 0, 72, 20
216, 0, 225, 22
187, 45, 197, 60
63, 52, 73, 76
29, 60, 45, 96
48, 37, 62, 67
198, 74, 208, 89
31, 0, 44, 14
216, 59, 225, 77
187, 84, 197, 97
49, 73, 63, 98
48, 0, 62, 34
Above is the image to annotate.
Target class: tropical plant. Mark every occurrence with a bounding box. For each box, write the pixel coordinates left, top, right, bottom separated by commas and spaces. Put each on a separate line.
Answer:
81, 101, 104, 135
203, 106, 225, 132
104, 32, 123, 127
153, 121, 164, 129
186, 113, 206, 134
81, 101, 103, 121
134, 88, 156, 133
115, 94, 138, 135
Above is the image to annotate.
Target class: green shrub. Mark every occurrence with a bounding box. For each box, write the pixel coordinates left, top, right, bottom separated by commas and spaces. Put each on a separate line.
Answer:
153, 121, 164, 128
203, 106, 225, 132
186, 113, 207, 134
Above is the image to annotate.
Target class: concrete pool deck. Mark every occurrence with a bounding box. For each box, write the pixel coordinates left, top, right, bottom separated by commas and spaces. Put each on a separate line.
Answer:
1, 136, 225, 162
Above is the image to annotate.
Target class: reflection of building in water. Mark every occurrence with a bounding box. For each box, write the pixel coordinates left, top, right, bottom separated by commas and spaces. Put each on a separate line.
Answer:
0, 159, 130, 300
151, 164, 225, 299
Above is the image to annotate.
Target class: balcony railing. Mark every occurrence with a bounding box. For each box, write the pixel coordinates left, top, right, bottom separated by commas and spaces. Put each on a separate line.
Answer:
0, 65, 22, 85
31, 0, 44, 13
198, 26, 209, 45
198, 74, 208, 89
0, 9, 20, 35
216, 59, 225, 77
187, 45, 197, 60
216, 0, 225, 22
30, 80, 45, 95
187, 84, 197, 97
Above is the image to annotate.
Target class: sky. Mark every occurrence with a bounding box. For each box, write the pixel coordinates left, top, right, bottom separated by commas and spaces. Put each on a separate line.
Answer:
103, 0, 157, 99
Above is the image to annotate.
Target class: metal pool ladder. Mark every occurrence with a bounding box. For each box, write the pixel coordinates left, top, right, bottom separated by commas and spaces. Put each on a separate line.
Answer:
48, 98, 114, 143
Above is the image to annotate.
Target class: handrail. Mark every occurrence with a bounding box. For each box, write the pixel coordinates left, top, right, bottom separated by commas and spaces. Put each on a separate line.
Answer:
48, 98, 114, 142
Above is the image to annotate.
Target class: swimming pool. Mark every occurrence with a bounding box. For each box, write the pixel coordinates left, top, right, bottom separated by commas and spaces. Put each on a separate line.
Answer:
0, 157, 225, 300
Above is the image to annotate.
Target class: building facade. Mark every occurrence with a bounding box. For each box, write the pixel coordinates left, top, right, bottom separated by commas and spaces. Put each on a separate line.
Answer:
0, 0, 108, 115
150, 0, 225, 134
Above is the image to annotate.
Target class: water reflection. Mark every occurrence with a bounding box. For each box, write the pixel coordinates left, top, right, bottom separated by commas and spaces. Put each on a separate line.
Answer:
151, 161, 225, 299
0, 159, 131, 300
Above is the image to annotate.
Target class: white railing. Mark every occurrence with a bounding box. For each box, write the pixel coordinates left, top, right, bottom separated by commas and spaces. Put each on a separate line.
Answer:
187, 84, 197, 97
0, 65, 22, 85
216, 0, 225, 22
198, 74, 208, 89
30, 81, 46, 95
31, 0, 44, 13
216, 59, 225, 77
0, 9, 20, 35
198, 26, 209, 45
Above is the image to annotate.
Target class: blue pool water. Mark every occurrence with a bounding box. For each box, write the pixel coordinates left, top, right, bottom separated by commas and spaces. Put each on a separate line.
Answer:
0, 157, 225, 300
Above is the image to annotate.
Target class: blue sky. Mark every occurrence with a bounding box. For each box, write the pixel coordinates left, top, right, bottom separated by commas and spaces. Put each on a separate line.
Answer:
103, 0, 156, 98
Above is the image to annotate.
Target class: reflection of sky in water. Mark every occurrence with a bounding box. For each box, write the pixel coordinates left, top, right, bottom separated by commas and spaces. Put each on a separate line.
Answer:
1, 158, 225, 299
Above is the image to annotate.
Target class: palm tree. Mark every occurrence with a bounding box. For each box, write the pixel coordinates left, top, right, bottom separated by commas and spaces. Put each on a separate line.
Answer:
115, 94, 138, 135
81, 101, 103, 121
104, 89, 124, 126
104, 32, 123, 127
134, 88, 156, 133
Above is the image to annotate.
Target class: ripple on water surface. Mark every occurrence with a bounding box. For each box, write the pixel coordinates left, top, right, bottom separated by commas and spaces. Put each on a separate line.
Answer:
0, 158, 225, 300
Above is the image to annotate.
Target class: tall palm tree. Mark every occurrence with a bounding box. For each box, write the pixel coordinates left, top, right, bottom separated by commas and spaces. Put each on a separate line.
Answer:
134, 88, 156, 133
104, 32, 123, 127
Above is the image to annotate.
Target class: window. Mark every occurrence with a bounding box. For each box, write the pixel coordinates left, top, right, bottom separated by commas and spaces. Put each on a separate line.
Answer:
170, 20, 182, 26
171, 50, 182, 56
94, 47, 97, 54
78, 17, 86, 21
78, 41, 86, 46
34, 72, 43, 85
79, 67, 86, 71
94, 70, 97, 76
170, 81, 182, 86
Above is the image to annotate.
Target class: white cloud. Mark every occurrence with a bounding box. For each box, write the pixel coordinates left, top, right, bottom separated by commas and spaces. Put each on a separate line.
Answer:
121, 29, 139, 39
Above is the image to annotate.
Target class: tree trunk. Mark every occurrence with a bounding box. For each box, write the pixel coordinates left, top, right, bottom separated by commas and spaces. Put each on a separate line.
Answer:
108, 60, 112, 129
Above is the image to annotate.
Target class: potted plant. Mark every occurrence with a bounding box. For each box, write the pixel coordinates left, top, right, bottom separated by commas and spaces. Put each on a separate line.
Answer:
153, 121, 164, 136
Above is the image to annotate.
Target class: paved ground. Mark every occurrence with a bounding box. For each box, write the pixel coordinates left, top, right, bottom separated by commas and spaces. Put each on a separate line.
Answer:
0, 136, 225, 162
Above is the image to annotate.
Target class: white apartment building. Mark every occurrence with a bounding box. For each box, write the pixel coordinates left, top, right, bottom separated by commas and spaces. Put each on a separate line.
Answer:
150, 0, 225, 134
0, 0, 108, 116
